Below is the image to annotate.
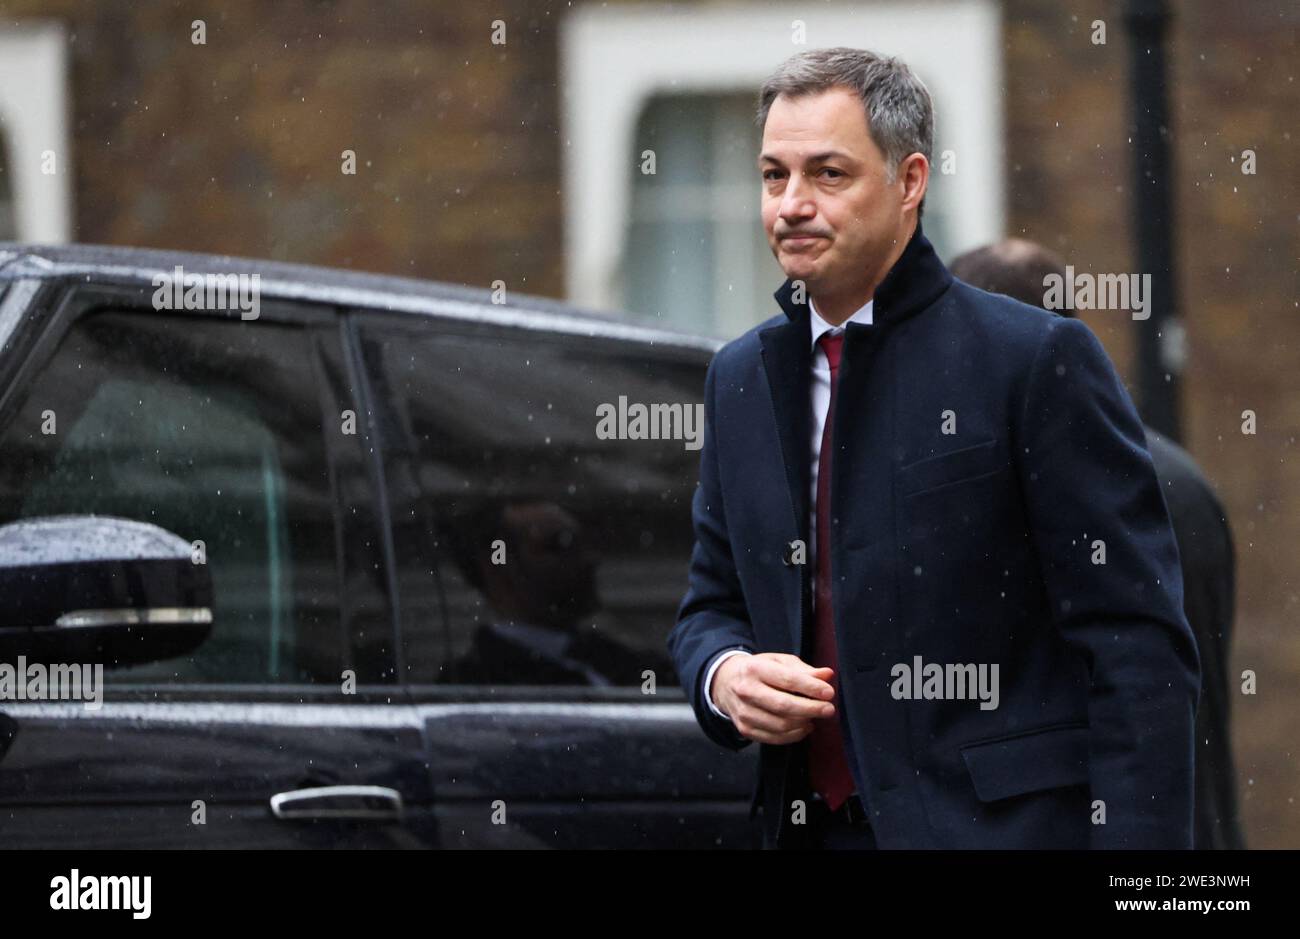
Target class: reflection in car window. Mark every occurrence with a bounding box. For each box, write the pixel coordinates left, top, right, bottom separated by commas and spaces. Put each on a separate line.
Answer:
0, 309, 343, 683
360, 319, 703, 690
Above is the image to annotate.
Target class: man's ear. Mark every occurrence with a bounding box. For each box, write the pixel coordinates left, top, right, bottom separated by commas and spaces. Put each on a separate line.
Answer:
898, 152, 929, 216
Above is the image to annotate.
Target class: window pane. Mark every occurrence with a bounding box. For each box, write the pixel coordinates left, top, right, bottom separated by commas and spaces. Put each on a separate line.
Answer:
361, 319, 700, 690
623, 93, 739, 336
0, 309, 343, 683
624, 216, 714, 332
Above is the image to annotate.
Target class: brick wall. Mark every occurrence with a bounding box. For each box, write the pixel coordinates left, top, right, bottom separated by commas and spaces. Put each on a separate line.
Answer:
0, 0, 566, 293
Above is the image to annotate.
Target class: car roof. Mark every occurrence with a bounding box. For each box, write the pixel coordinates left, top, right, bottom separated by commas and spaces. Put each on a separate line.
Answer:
0, 242, 721, 354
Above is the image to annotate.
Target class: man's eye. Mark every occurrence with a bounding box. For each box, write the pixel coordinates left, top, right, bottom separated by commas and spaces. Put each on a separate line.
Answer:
762, 168, 840, 180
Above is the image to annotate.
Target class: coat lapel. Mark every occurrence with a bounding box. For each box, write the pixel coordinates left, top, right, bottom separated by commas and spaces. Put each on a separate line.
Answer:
758, 310, 812, 655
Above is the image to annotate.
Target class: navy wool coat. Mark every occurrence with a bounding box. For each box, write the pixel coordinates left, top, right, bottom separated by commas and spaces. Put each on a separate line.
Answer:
667, 223, 1200, 849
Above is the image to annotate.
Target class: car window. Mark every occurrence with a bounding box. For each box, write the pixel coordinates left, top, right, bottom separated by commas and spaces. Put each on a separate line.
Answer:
0, 308, 346, 683
358, 315, 706, 691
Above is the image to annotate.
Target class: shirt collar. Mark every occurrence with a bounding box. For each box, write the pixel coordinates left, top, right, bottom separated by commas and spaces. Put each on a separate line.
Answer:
809, 296, 875, 351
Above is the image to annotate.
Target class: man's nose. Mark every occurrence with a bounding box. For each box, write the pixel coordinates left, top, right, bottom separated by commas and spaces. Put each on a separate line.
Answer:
778, 173, 817, 222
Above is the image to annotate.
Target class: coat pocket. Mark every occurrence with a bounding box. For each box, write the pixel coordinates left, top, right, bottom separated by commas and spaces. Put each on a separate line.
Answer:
897, 438, 1005, 496
958, 721, 1090, 802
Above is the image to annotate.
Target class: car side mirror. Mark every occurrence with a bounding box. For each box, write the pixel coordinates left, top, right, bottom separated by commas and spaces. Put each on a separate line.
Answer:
0, 515, 213, 667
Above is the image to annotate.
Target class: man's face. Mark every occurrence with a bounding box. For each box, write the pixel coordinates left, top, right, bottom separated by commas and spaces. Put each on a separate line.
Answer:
759, 87, 916, 293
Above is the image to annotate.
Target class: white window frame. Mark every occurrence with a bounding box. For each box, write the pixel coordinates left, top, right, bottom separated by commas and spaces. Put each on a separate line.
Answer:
561, 0, 1005, 315
0, 21, 73, 243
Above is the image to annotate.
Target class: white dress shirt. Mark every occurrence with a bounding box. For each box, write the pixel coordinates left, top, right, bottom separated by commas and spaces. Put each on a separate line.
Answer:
704, 295, 875, 720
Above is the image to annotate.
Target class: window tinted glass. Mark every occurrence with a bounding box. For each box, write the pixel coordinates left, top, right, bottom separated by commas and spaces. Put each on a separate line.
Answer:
0, 309, 344, 683
360, 317, 705, 690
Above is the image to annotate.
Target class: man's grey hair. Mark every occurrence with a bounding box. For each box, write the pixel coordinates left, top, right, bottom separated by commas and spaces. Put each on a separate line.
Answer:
756, 47, 934, 212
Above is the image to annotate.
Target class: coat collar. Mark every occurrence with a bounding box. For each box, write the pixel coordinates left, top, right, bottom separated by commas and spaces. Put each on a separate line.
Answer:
772, 219, 952, 333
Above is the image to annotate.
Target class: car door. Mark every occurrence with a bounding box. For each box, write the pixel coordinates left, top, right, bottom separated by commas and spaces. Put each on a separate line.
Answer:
0, 278, 435, 848
352, 305, 761, 848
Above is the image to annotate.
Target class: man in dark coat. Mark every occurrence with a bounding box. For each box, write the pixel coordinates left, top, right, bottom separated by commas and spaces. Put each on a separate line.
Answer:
950, 238, 1245, 850
668, 48, 1200, 849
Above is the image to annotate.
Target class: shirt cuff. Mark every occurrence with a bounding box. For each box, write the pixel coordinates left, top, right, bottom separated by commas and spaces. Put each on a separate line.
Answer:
703, 648, 753, 719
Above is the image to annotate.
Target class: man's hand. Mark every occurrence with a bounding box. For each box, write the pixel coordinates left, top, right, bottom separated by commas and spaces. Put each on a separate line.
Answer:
711, 652, 836, 744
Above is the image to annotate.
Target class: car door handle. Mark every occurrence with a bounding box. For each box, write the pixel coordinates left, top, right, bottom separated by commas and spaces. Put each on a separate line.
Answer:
270, 785, 404, 821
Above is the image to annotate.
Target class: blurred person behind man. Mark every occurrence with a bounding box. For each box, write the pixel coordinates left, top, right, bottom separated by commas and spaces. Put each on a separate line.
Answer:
949, 238, 1245, 850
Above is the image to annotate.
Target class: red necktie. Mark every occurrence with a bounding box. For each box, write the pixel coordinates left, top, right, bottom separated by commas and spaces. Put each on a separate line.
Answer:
808, 331, 855, 811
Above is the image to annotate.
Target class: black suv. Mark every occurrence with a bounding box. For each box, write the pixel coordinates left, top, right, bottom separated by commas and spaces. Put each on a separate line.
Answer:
0, 244, 760, 848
